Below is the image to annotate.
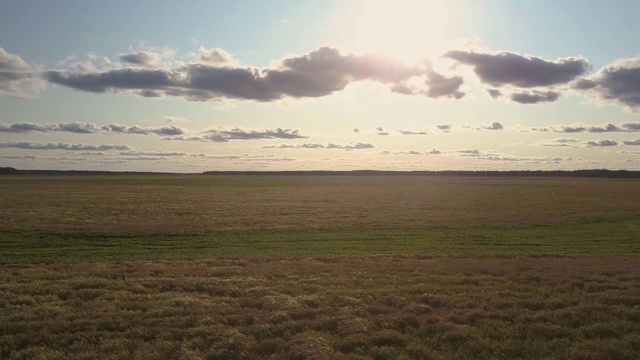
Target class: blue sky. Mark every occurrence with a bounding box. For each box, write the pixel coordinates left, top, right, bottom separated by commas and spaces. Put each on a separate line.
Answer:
1, 0, 640, 172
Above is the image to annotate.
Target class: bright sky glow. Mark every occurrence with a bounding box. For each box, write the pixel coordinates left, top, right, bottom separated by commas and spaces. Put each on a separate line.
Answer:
347, 0, 451, 61
0, 0, 640, 172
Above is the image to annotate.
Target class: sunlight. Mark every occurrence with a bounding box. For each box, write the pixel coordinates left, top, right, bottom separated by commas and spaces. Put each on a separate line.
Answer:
348, 0, 451, 62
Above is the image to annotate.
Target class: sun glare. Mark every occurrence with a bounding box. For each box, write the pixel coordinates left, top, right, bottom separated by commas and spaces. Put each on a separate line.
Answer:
348, 0, 451, 62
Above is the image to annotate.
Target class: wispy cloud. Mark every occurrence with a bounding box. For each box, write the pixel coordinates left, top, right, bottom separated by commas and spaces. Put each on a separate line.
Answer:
167, 127, 307, 142
381, 149, 440, 155
0, 122, 187, 136
536, 138, 582, 147
0, 141, 132, 151
397, 129, 428, 135
263, 142, 374, 150
528, 122, 640, 133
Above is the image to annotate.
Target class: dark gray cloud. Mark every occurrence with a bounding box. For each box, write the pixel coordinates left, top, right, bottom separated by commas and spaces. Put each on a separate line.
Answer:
376, 127, 389, 136
264, 142, 374, 150
436, 124, 452, 132
573, 58, 640, 110
510, 90, 560, 104
44, 47, 426, 102
102, 124, 186, 136
622, 122, 640, 131
0, 141, 132, 151
482, 122, 504, 130
0, 122, 48, 133
623, 139, 640, 146
168, 128, 306, 142
586, 139, 618, 147
44, 68, 175, 93
0, 122, 186, 136
424, 69, 464, 99
0, 47, 46, 98
120, 51, 162, 67
397, 130, 428, 135
445, 50, 589, 88
487, 89, 502, 98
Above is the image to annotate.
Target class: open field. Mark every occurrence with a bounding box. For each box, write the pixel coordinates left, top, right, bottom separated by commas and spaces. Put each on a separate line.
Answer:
1, 174, 640, 359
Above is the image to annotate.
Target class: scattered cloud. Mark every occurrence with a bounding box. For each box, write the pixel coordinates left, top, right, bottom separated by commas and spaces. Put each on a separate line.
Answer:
352, 128, 360, 133
436, 124, 452, 132
537, 138, 582, 147
573, 57, 640, 111
623, 139, 640, 146
482, 121, 504, 130
510, 90, 560, 104
196, 47, 238, 65
445, 49, 589, 88
165, 116, 188, 123
381, 149, 440, 155
376, 127, 389, 135
168, 127, 307, 142
487, 89, 501, 98
263, 142, 374, 150
120, 151, 187, 157
456, 149, 482, 156
622, 122, 640, 131
102, 124, 186, 136
0, 46, 46, 98
0, 141, 132, 151
120, 51, 163, 67
397, 129, 428, 135
586, 139, 618, 147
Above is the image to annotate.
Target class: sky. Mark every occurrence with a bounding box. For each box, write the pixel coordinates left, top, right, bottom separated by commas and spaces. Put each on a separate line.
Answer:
1, 0, 640, 172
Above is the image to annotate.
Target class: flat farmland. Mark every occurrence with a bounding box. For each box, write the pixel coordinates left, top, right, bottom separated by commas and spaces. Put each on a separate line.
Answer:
1, 175, 640, 359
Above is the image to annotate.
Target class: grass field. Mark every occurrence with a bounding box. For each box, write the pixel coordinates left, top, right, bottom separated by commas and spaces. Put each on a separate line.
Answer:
1, 175, 640, 359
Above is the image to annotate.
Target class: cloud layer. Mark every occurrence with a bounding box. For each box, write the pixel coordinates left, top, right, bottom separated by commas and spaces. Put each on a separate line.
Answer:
0, 141, 132, 151
44, 47, 434, 102
0, 122, 186, 136
167, 128, 306, 142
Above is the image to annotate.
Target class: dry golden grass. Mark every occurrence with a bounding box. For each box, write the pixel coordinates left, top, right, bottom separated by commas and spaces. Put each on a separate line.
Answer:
2, 256, 640, 359
1, 175, 640, 359
1, 175, 639, 233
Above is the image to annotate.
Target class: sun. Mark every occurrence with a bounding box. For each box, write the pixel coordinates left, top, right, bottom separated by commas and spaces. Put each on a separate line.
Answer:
347, 0, 451, 63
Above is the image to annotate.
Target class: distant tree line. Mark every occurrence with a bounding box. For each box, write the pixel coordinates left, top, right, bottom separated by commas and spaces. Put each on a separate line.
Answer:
2, 167, 639, 178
